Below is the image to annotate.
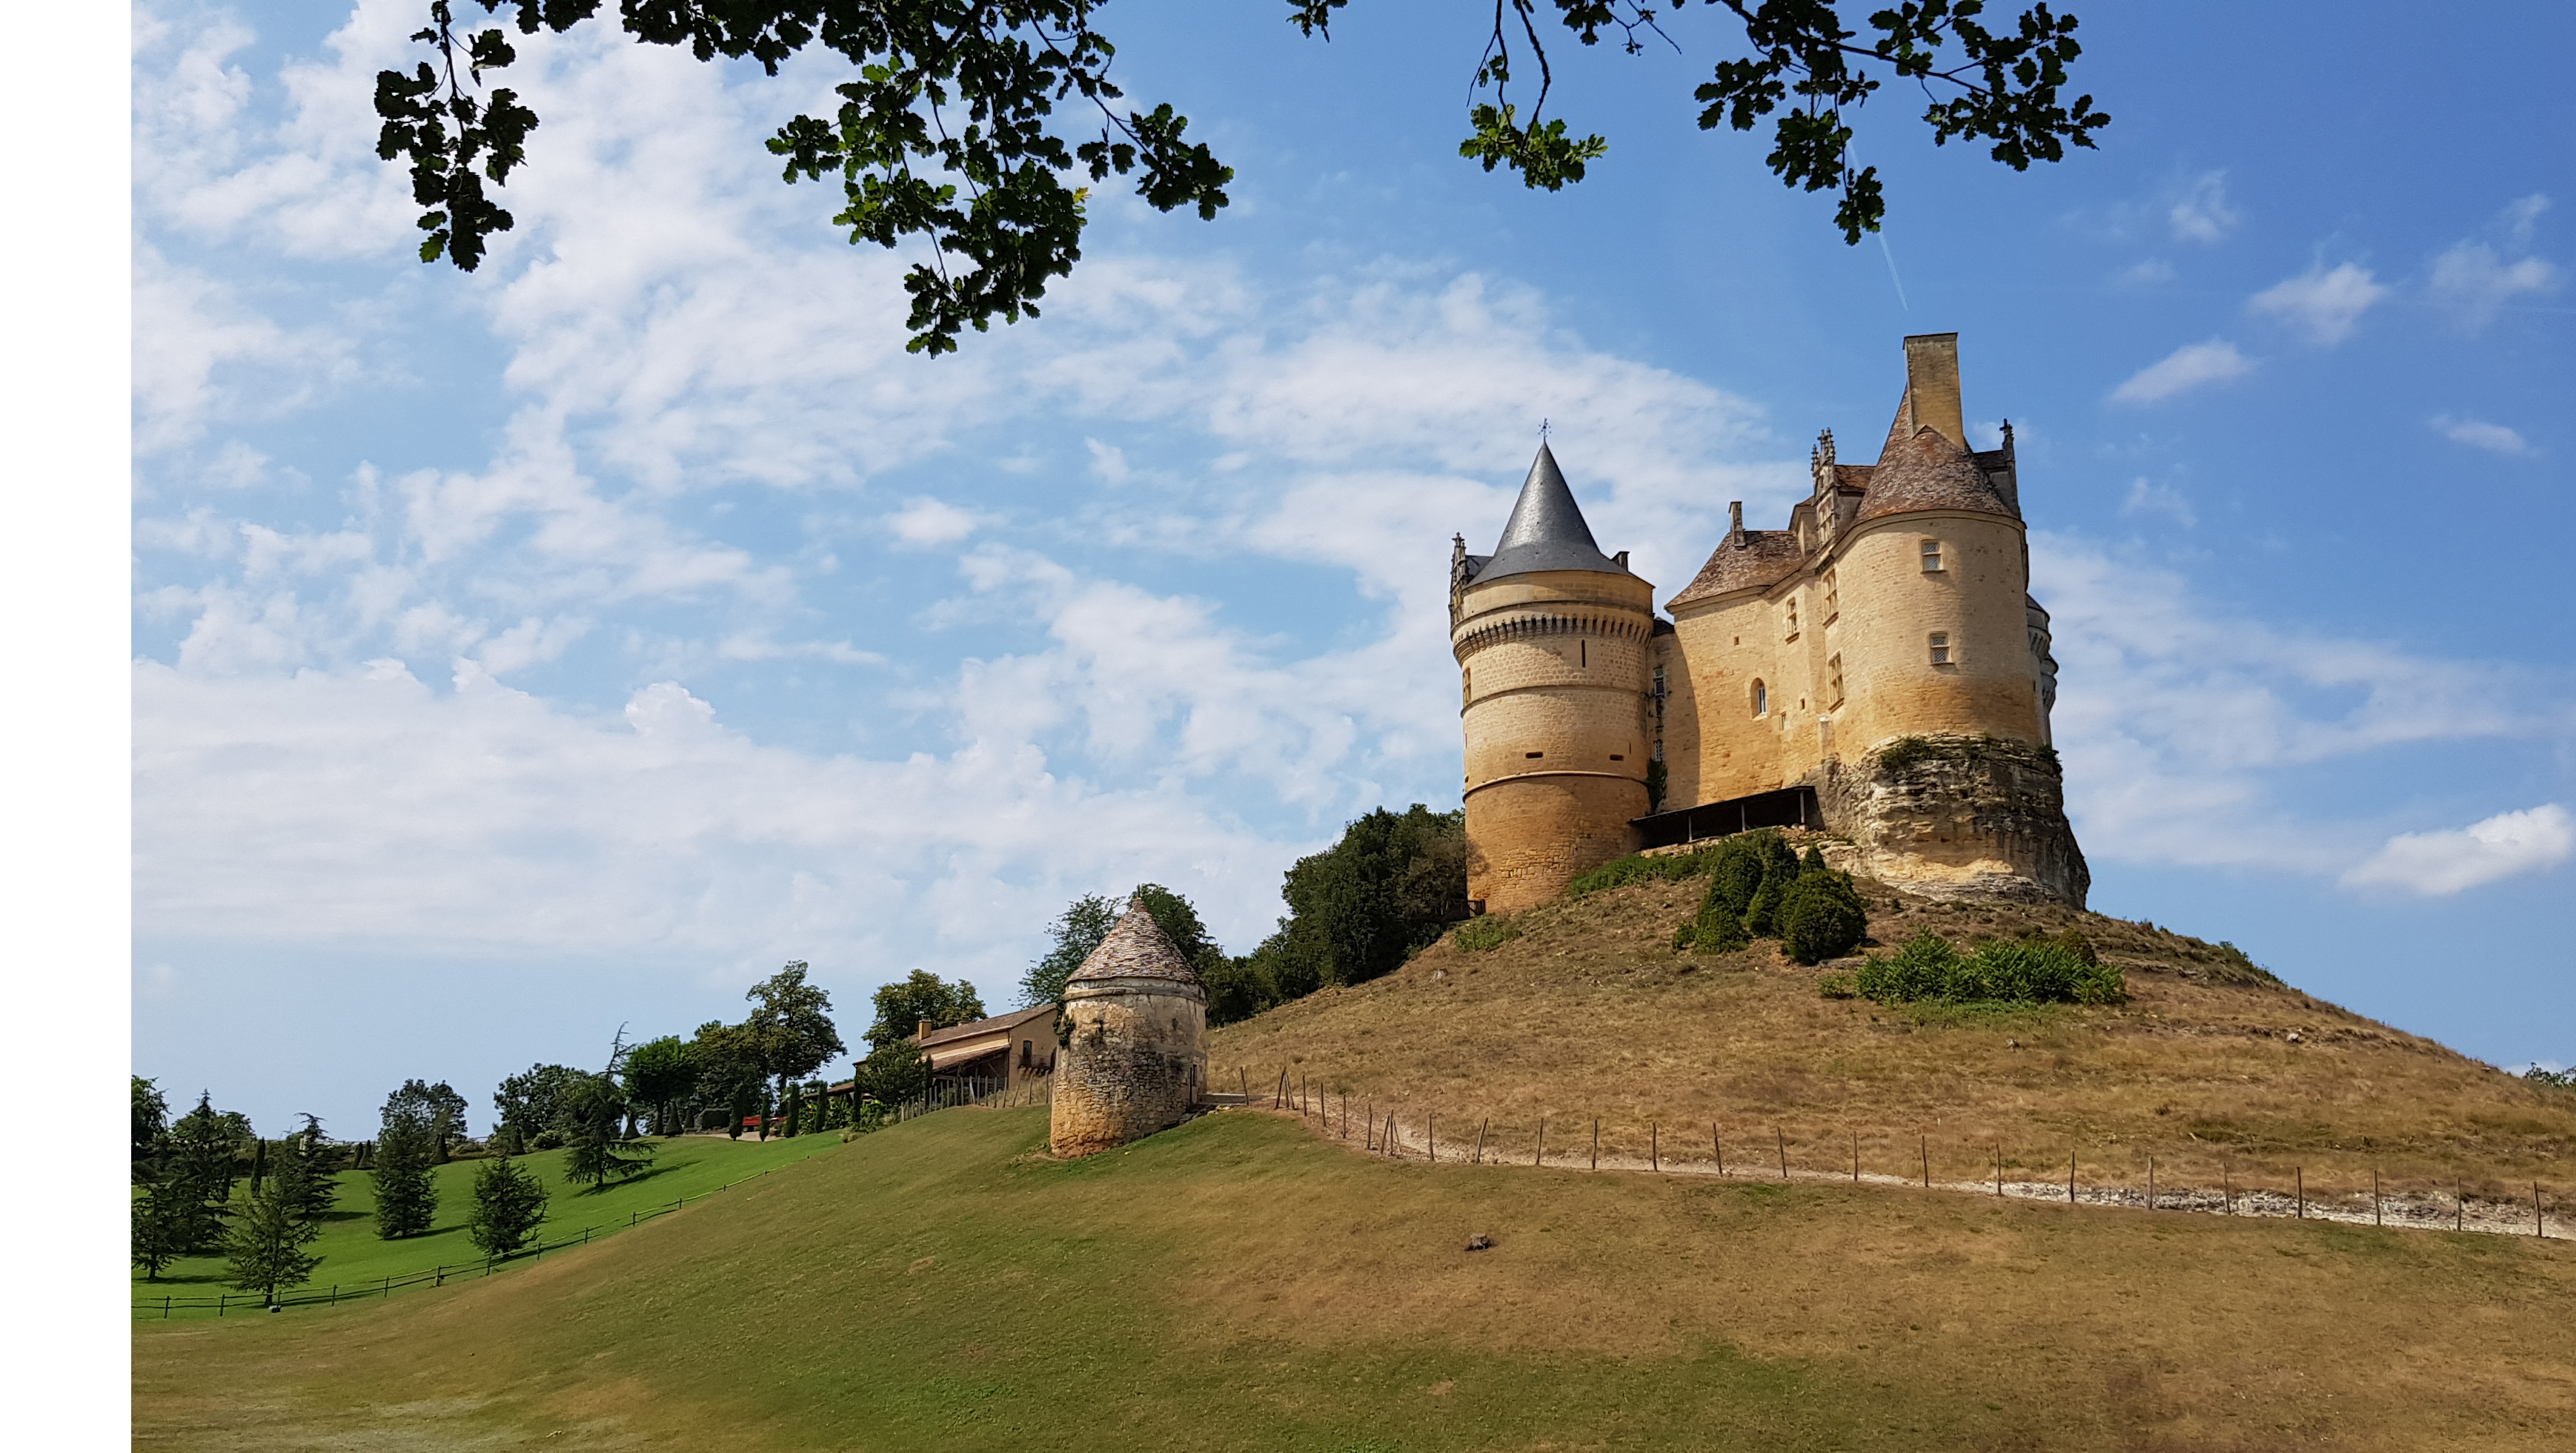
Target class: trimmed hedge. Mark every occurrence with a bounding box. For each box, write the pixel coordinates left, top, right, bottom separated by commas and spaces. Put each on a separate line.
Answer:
1831, 930, 2126, 1005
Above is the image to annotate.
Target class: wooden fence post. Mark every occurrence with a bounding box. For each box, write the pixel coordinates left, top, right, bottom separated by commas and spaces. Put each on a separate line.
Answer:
1427, 1113, 1435, 1164
1535, 1116, 1544, 1168
2148, 1157, 2155, 1211
2538, 1182, 2546, 1238
1994, 1143, 2002, 1197
1851, 1132, 1859, 1185
2223, 1158, 2232, 1214
1714, 1125, 1723, 1177
1475, 1119, 1487, 1165
2068, 1150, 2075, 1205
1651, 1122, 1659, 1173
1921, 1135, 1929, 1190
2296, 1166, 2304, 1219
2456, 1175, 2463, 1232
1591, 1118, 1599, 1171
1777, 1128, 1787, 1180
2374, 1166, 2382, 1227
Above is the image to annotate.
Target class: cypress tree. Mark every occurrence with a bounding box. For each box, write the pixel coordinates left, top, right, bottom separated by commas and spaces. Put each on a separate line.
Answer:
162, 1093, 245, 1254
467, 1155, 548, 1258
275, 1115, 339, 1228
371, 1096, 439, 1239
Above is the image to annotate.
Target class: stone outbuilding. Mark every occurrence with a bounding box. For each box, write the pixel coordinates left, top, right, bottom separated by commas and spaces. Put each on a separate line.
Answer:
1049, 894, 1208, 1157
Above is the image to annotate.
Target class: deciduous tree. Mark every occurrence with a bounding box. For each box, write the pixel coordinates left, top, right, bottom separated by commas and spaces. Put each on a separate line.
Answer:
622, 1035, 699, 1136
375, 2, 2105, 354
864, 970, 983, 1053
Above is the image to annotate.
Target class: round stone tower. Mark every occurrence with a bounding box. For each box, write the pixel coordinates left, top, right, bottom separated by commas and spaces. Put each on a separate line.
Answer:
1049, 894, 1209, 1158
1453, 444, 1657, 914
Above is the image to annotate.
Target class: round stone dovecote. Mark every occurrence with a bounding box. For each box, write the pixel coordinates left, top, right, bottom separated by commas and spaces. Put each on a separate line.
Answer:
1048, 895, 1209, 1158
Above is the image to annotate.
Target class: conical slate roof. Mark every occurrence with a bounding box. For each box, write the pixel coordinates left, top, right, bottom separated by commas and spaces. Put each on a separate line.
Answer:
1470, 443, 1627, 582
1065, 893, 1201, 987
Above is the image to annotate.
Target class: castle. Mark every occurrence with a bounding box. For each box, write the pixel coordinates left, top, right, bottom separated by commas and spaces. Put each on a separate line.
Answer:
1450, 333, 2088, 913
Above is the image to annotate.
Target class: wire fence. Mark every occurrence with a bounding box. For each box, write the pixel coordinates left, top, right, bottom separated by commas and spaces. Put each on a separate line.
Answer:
1244, 1068, 2562, 1241
133, 1079, 1046, 1321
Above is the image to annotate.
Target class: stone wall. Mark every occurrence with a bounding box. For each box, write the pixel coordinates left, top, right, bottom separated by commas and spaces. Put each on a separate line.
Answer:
1049, 982, 1208, 1157
1809, 733, 2088, 906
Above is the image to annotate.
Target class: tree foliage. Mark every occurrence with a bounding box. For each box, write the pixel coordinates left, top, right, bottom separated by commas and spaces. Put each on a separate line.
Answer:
132, 1076, 170, 1182
378, 1, 2104, 348
1022, 884, 1224, 1008
372, 1090, 443, 1239
467, 1154, 548, 1257
1208, 805, 1468, 1025
623, 1035, 700, 1136
224, 1179, 322, 1305
159, 1092, 247, 1255
1839, 929, 2125, 1004
854, 1036, 930, 1109
1776, 850, 1868, 963
561, 1071, 654, 1189
745, 963, 847, 1102
865, 969, 987, 1052
492, 1062, 584, 1153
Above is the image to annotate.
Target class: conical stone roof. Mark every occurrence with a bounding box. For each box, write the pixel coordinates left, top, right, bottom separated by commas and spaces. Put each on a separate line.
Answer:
1470, 443, 1627, 582
1065, 893, 1201, 987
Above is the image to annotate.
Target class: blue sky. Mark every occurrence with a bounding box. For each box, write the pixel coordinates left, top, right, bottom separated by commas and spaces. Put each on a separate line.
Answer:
130, 1, 2575, 1134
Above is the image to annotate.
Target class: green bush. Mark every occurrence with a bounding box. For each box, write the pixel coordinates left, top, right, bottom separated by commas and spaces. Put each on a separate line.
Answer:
1817, 971, 1858, 999
2212, 940, 2285, 987
1567, 846, 1720, 897
1848, 930, 2125, 1005
1777, 867, 1868, 964
1451, 917, 1523, 953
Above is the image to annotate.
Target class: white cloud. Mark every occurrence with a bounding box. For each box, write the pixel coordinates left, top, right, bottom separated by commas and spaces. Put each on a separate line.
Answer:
2033, 536, 2572, 873
2340, 805, 2574, 896
886, 497, 997, 547
2119, 477, 2196, 527
2168, 172, 2240, 244
2108, 339, 2254, 404
2429, 242, 2562, 331
2429, 415, 2532, 457
2114, 259, 2176, 288
2247, 262, 2386, 345
2503, 193, 2550, 248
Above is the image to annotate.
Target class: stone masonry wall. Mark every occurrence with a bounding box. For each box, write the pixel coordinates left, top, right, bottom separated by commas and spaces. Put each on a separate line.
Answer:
1049, 983, 1208, 1157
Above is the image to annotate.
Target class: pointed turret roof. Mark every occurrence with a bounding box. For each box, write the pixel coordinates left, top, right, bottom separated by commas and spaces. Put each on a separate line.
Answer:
1065, 893, 1201, 988
1469, 443, 1628, 583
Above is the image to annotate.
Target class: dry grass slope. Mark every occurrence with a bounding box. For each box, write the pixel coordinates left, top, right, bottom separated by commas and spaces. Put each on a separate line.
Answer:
1212, 861, 2576, 1219
133, 1109, 2576, 1452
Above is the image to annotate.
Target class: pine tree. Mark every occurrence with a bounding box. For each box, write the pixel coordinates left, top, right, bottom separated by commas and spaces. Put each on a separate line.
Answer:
225, 1179, 322, 1305
562, 1071, 654, 1191
274, 1115, 339, 1228
162, 1093, 245, 1254
372, 1094, 440, 1239
467, 1155, 548, 1258
131, 1174, 193, 1280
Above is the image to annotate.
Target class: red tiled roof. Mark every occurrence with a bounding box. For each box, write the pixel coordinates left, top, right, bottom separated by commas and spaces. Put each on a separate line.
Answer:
1666, 529, 1803, 611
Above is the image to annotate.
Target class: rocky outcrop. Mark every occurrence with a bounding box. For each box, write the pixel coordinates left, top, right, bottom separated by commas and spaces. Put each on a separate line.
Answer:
1809, 735, 2088, 907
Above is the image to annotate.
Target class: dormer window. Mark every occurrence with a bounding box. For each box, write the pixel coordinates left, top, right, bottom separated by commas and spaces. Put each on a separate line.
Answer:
1929, 632, 1952, 665
1921, 539, 1945, 572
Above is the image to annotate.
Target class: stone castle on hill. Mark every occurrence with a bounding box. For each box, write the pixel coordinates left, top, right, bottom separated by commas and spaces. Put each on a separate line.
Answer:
1450, 333, 2089, 913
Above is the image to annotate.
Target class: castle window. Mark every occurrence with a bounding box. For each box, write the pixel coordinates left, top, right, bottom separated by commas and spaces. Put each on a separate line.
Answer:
1929, 632, 1952, 665
1785, 599, 1799, 636
1829, 654, 1845, 706
1751, 680, 1768, 717
1609, 754, 1624, 761
1526, 751, 1544, 758
1921, 539, 1944, 572
1461, 667, 1471, 706
1824, 571, 1839, 621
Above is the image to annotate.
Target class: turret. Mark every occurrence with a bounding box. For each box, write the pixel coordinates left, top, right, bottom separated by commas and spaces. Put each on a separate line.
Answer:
1049, 894, 1208, 1156
1453, 445, 1657, 913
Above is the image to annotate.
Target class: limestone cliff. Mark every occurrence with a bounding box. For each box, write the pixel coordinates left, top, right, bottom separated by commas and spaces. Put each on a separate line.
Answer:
1810, 734, 2088, 907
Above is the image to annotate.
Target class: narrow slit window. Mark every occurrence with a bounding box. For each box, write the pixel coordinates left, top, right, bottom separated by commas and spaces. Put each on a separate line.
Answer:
1751, 680, 1768, 717
1580, 639, 1587, 667
1824, 570, 1839, 620
1929, 632, 1952, 665
1609, 754, 1624, 762
1829, 654, 1845, 705
1785, 599, 1799, 637
1525, 751, 1544, 759
1921, 539, 1945, 572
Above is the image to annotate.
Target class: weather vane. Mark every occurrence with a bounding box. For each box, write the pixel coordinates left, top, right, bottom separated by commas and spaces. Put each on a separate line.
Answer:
1539, 417, 1551, 441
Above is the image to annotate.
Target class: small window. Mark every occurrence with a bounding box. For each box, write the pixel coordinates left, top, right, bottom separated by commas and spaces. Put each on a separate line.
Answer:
1824, 570, 1839, 620
1929, 632, 1952, 665
1751, 680, 1768, 717
1461, 667, 1471, 706
1829, 654, 1845, 706
1609, 754, 1624, 762
1526, 751, 1544, 758
1785, 599, 1799, 637
1921, 539, 1944, 572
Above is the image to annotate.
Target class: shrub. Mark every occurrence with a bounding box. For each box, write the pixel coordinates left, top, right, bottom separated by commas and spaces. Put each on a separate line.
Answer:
1567, 847, 1719, 898
1875, 736, 1942, 777
1451, 917, 1523, 953
1777, 867, 1868, 964
1850, 930, 2125, 1006
2211, 940, 2285, 987
2526, 1065, 2575, 1090
1817, 971, 1858, 999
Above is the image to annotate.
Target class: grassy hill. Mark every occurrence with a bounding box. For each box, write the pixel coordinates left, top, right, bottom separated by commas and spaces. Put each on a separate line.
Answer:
1209, 867, 2576, 1222
134, 1105, 2576, 1450
134, 1131, 841, 1311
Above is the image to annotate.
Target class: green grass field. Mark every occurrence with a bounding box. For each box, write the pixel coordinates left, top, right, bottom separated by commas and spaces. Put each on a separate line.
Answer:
133, 1131, 843, 1312
133, 1106, 2576, 1451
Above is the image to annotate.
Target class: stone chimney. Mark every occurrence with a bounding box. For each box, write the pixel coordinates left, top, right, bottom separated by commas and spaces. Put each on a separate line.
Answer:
916, 1017, 931, 1042
1727, 500, 1745, 546
1901, 333, 1966, 449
